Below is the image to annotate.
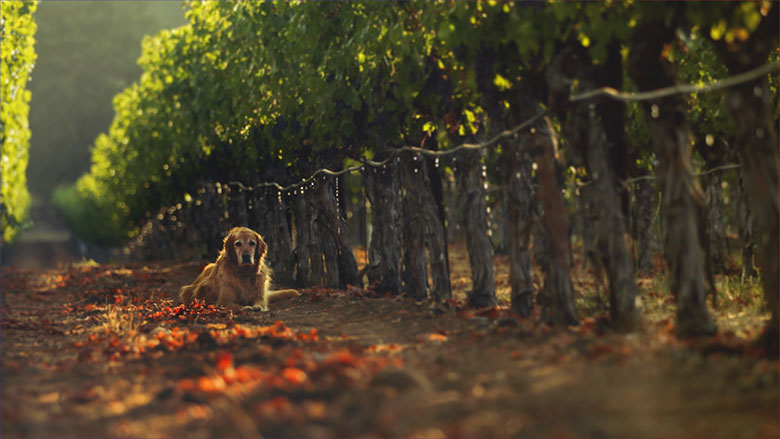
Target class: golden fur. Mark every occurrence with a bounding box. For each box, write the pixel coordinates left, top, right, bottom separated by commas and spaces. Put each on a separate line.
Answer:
179, 227, 299, 310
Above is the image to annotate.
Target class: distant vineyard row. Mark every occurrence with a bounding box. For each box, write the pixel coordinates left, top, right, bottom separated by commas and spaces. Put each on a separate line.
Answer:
1, 1, 37, 243
55, 1, 770, 244
56, 2, 777, 343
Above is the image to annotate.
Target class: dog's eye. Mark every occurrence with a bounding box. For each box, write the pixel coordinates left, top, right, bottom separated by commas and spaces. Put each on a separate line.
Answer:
235, 242, 242, 247
249, 241, 256, 247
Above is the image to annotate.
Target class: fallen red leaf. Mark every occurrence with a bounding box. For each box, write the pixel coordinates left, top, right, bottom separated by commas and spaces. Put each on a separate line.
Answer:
178, 379, 195, 391
216, 351, 233, 372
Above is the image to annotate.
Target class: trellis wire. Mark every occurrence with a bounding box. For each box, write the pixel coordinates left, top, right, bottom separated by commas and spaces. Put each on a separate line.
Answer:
619, 163, 744, 188
228, 60, 778, 194
570, 60, 779, 103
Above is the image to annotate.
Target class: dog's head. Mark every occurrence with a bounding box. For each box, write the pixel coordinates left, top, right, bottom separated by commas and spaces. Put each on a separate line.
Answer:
223, 227, 267, 268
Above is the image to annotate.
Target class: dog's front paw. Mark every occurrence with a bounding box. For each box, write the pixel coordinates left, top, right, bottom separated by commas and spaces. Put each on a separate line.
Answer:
242, 303, 268, 312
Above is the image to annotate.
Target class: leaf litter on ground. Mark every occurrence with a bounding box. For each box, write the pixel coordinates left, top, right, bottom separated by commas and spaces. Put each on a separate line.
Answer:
1, 246, 778, 438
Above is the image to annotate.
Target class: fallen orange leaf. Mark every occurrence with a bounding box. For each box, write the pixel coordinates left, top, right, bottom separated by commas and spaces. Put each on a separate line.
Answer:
197, 375, 226, 393
234, 366, 253, 383
216, 351, 233, 372
323, 349, 360, 367
368, 343, 402, 353
282, 367, 307, 385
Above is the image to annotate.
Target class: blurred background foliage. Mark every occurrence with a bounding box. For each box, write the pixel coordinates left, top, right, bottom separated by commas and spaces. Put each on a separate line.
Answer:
2, 1, 776, 250
1, 0, 38, 242
27, 1, 184, 198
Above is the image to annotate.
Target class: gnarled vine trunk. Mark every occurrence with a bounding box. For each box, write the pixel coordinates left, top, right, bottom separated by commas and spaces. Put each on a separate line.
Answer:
505, 134, 537, 317
399, 153, 427, 301
713, 6, 779, 354
723, 79, 780, 354
248, 187, 295, 287
319, 176, 359, 289
734, 168, 756, 277
293, 187, 323, 287
399, 151, 451, 301
270, 190, 295, 287
529, 118, 579, 326
474, 50, 537, 316
694, 138, 730, 276
454, 147, 496, 308
363, 155, 402, 295
306, 188, 324, 285
550, 48, 641, 332
198, 183, 227, 257
628, 22, 717, 337
629, 175, 657, 274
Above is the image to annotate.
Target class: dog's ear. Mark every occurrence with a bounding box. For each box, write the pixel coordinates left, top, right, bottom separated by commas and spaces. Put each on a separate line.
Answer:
223, 228, 238, 265
255, 232, 268, 262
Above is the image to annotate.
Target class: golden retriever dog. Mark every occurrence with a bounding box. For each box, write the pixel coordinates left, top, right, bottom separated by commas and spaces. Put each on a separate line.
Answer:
180, 227, 299, 310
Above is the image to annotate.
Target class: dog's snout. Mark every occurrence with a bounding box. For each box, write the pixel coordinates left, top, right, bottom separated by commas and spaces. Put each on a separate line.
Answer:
241, 253, 253, 264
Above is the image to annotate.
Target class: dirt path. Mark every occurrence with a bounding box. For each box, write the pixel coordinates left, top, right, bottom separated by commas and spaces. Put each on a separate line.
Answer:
1, 257, 778, 438
1, 203, 81, 269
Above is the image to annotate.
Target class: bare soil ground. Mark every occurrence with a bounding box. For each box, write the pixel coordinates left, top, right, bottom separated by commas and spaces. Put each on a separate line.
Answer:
1, 246, 777, 438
